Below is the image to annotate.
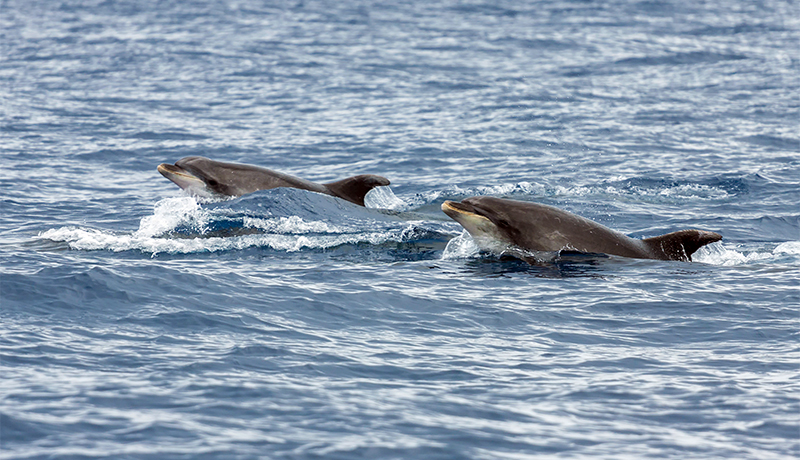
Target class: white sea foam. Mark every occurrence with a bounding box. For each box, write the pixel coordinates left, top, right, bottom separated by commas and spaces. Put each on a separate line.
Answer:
471, 181, 544, 197
656, 183, 731, 200
414, 180, 729, 207
134, 197, 209, 238
364, 186, 408, 211
441, 230, 482, 260
412, 182, 545, 207
773, 241, 800, 255
38, 194, 423, 254
39, 226, 213, 254
600, 183, 731, 200
243, 215, 343, 234
693, 241, 797, 266
38, 226, 413, 255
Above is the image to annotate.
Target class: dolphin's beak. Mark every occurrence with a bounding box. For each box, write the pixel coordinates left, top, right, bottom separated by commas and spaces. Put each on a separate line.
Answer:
442, 200, 481, 219
442, 200, 494, 229
441, 200, 508, 248
157, 163, 206, 191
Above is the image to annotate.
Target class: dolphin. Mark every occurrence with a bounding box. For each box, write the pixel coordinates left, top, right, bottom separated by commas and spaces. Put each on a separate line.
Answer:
158, 156, 390, 206
442, 196, 722, 262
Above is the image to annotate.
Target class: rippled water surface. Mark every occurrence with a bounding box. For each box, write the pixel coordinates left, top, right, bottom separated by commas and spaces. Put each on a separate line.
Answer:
1, 0, 799, 458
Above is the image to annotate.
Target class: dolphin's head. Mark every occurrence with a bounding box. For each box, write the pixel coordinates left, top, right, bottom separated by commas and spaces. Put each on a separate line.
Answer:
441, 197, 515, 250
157, 156, 243, 198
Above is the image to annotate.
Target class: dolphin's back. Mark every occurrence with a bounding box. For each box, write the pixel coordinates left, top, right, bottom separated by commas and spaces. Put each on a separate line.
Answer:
167, 156, 389, 206
175, 157, 329, 197
459, 196, 721, 261
465, 197, 650, 258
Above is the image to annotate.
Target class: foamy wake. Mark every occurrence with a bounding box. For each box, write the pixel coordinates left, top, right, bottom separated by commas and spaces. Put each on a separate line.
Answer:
441, 230, 482, 260
364, 186, 408, 211
135, 197, 209, 238
37, 197, 415, 255
691, 241, 800, 266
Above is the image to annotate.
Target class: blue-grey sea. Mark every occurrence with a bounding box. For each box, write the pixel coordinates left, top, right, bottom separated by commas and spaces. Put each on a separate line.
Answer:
1, 0, 799, 458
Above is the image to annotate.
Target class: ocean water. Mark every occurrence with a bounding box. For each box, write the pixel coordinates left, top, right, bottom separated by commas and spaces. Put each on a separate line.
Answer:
1, 0, 799, 458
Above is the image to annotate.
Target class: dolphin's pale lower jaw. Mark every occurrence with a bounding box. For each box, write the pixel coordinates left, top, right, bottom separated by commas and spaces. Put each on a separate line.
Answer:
441, 200, 507, 249
157, 163, 215, 199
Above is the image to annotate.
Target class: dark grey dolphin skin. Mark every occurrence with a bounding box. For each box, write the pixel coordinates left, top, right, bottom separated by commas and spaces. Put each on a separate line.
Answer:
442, 196, 722, 261
158, 156, 390, 206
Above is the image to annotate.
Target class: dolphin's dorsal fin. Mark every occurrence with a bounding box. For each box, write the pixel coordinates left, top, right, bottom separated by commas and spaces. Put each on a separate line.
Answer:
642, 230, 722, 261
323, 175, 391, 206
